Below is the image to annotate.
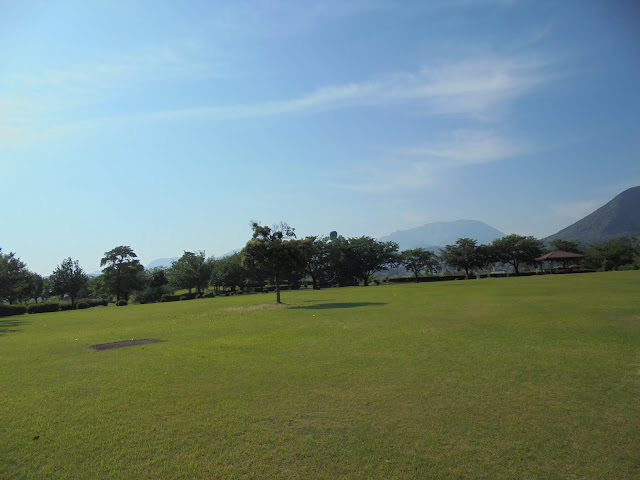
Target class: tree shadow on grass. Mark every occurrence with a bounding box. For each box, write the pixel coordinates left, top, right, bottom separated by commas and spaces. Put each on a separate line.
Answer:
290, 302, 387, 310
0, 317, 28, 336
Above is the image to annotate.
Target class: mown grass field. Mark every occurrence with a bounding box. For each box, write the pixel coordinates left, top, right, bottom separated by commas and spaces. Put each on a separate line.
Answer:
1, 272, 639, 479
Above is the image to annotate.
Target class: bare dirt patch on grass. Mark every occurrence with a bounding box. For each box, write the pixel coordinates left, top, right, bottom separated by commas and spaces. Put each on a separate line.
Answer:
224, 304, 286, 312
90, 339, 163, 351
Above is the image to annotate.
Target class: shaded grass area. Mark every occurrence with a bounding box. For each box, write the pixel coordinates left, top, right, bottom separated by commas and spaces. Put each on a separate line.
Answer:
1, 272, 639, 478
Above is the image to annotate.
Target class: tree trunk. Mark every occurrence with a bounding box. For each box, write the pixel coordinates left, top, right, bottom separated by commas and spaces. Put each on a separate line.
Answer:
275, 273, 281, 304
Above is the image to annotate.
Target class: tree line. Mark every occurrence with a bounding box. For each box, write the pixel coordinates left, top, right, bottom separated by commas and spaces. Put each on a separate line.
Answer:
1, 223, 639, 307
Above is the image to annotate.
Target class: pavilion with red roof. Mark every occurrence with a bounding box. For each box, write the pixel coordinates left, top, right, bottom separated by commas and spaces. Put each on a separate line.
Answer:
535, 250, 585, 273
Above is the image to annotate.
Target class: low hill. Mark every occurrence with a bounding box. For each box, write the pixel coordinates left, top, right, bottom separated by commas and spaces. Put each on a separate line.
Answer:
545, 186, 640, 245
379, 220, 505, 251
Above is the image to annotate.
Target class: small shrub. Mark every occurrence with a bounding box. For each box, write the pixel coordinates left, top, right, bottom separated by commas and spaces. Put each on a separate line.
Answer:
179, 296, 187, 301
76, 301, 89, 309
59, 302, 74, 311
602, 259, 615, 271
27, 302, 59, 314
117, 300, 128, 306
160, 294, 181, 302
0, 304, 27, 317
203, 292, 215, 298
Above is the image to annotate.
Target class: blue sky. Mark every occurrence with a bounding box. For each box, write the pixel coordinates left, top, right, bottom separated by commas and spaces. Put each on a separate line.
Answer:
1, 0, 639, 275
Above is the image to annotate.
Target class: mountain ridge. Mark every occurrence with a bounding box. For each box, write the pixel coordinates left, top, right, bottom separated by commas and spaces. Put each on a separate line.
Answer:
545, 186, 640, 244
379, 219, 506, 251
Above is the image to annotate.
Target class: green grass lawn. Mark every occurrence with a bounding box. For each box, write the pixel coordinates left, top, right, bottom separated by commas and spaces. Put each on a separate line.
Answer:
1, 272, 639, 479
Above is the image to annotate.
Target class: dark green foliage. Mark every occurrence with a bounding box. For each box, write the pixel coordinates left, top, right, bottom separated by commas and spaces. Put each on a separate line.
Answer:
26, 302, 59, 314
491, 234, 544, 274
160, 294, 181, 302
49, 257, 88, 307
117, 300, 128, 306
211, 253, 248, 292
303, 236, 331, 289
168, 251, 214, 295
179, 295, 187, 301
76, 301, 89, 309
100, 246, 145, 304
59, 302, 74, 311
401, 248, 439, 282
585, 238, 639, 270
333, 236, 399, 286
0, 249, 33, 304
0, 304, 27, 317
440, 238, 486, 277
389, 275, 466, 283
132, 268, 172, 304
549, 239, 584, 254
242, 222, 310, 304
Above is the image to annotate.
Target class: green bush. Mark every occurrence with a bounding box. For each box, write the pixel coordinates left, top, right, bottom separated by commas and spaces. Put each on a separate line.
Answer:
76, 301, 89, 309
27, 302, 59, 314
160, 294, 181, 302
0, 304, 27, 317
59, 303, 74, 311
203, 292, 215, 298
602, 259, 615, 271
117, 300, 128, 306
179, 296, 187, 301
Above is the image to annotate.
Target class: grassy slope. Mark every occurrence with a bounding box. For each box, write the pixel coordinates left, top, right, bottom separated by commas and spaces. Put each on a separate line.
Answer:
1, 272, 639, 479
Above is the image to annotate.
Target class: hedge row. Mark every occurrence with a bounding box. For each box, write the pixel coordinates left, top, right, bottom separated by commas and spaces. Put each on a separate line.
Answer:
1, 298, 110, 317
27, 302, 60, 314
0, 304, 27, 317
389, 275, 467, 283
160, 292, 202, 302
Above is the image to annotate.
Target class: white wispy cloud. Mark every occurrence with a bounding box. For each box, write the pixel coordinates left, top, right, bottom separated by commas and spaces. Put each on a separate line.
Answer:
142, 54, 551, 121
0, 49, 553, 151
400, 129, 527, 166
333, 129, 529, 193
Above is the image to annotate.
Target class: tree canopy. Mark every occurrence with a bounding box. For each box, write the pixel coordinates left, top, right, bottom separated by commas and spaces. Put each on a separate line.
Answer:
401, 248, 440, 281
241, 222, 309, 303
100, 246, 144, 304
439, 238, 486, 277
168, 251, 214, 295
49, 257, 88, 307
491, 234, 545, 274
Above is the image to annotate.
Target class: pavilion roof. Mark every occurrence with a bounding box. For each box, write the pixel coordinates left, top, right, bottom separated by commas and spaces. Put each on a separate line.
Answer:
535, 250, 585, 261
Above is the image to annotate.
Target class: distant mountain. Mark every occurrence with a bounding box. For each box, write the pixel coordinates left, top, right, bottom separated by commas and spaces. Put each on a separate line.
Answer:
379, 220, 506, 251
545, 186, 640, 245
146, 257, 178, 270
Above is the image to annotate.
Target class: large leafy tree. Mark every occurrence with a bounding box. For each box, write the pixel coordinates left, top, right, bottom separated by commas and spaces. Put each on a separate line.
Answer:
100, 246, 145, 304
588, 238, 638, 270
303, 236, 332, 290
550, 239, 584, 254
28, 273, 45, 304
242, 222, 309, 304
440, 238, 485, 277
211, 253, 248, 292
491, 234, 545, 274
401, 248, 440, 282
342, 236, 399, 286
168, 251, 214, 295
49, 257, 88, 307
132, 267, 171, 304
0, 249, 32, 304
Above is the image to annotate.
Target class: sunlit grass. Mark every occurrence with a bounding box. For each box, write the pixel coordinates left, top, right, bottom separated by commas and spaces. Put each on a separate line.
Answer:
1, 272, 639, 478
